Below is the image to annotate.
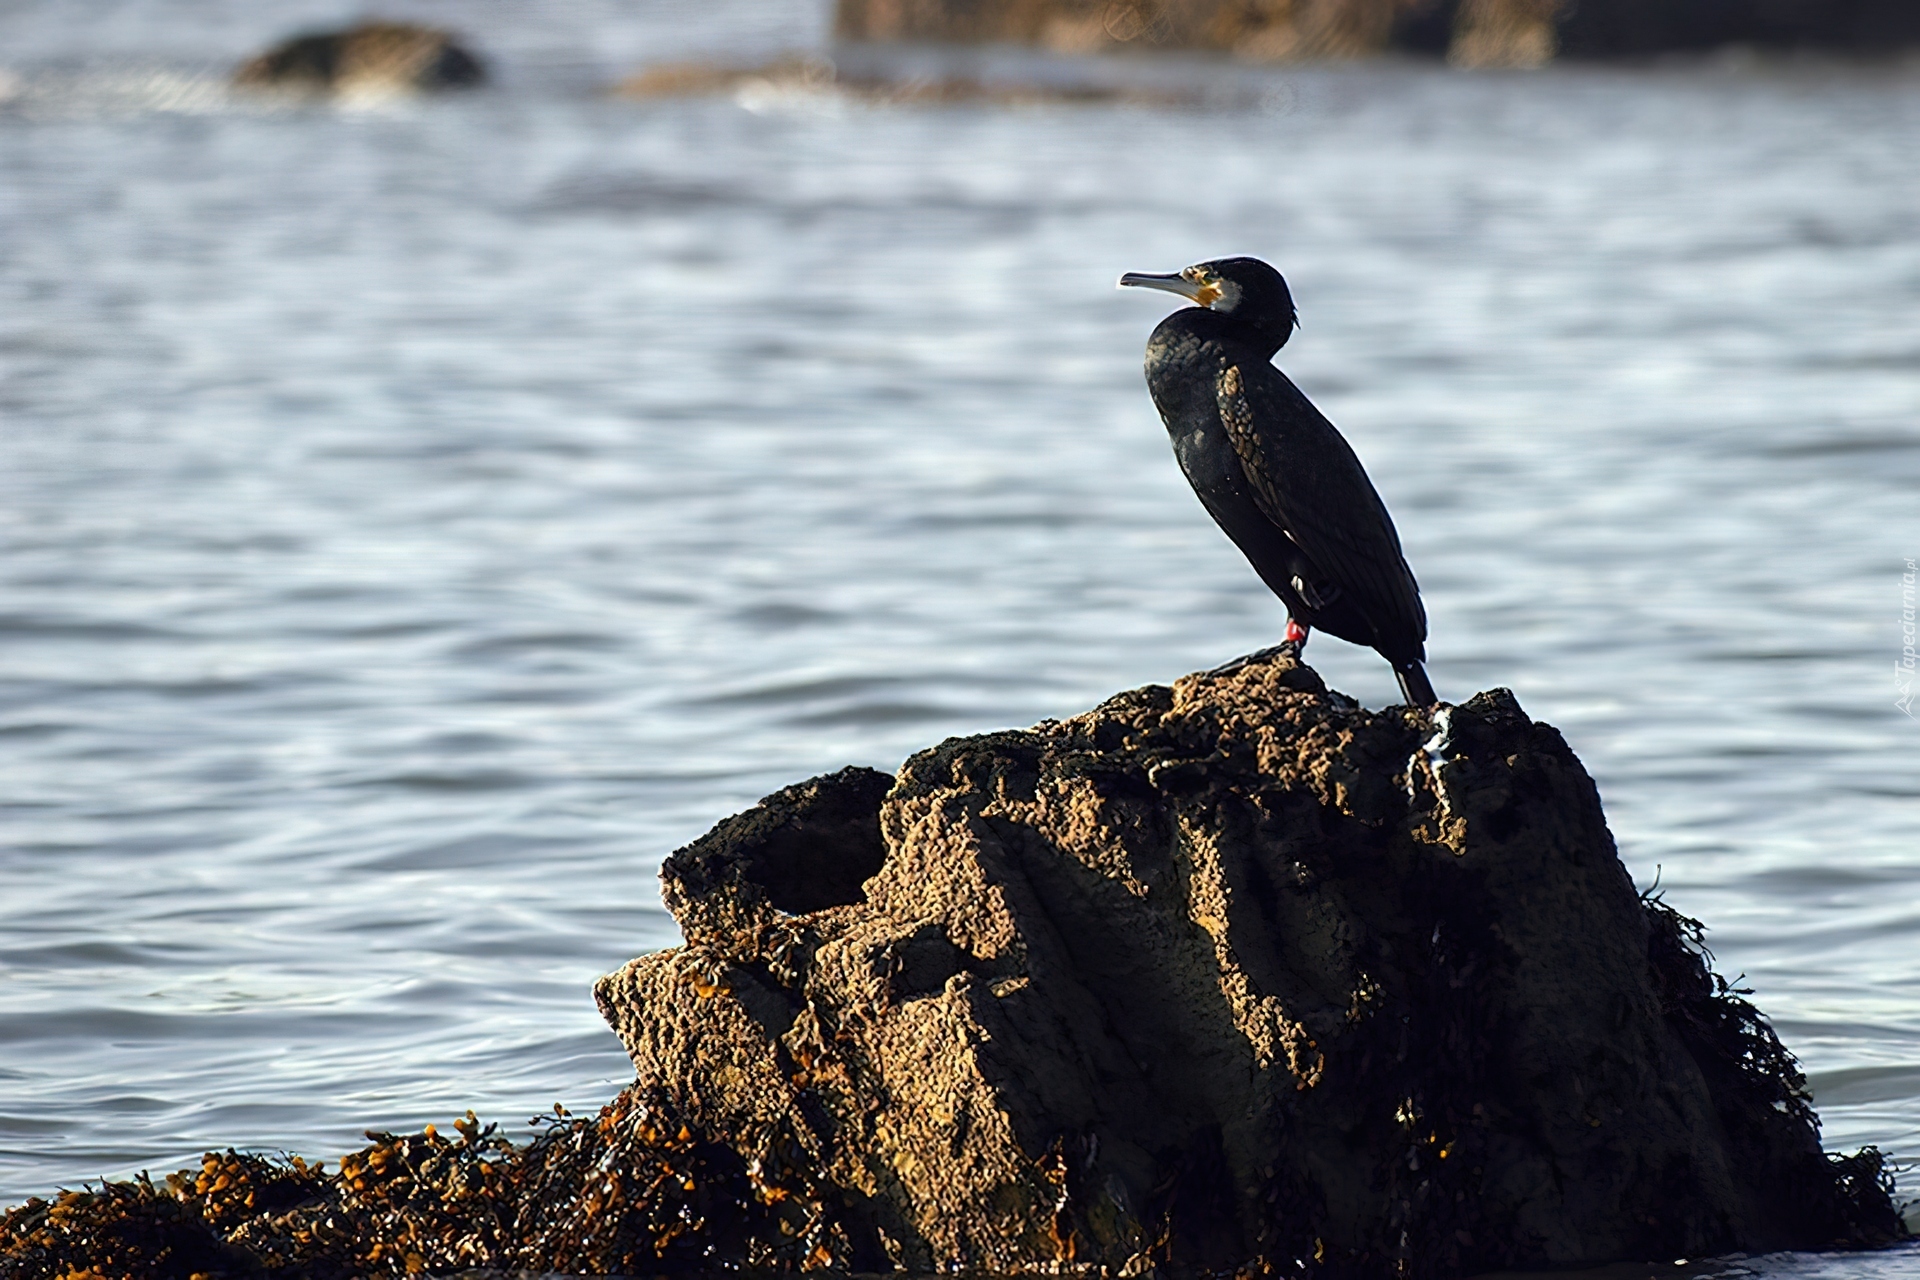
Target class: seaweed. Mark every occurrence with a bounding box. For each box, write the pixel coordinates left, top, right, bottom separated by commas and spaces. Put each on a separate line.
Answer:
1642, 889, 1816, 1133
0, 1175, 250, 1280
0, 1087, 860, 1279
1642, 888, 1909, 1252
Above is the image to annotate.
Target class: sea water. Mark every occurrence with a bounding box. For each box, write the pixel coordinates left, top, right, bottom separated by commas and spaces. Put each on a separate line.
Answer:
1, 0, 1917, 1270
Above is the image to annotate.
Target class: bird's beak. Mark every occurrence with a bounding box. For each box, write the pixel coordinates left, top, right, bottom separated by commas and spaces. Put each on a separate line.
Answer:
1118, 271, 1204, 301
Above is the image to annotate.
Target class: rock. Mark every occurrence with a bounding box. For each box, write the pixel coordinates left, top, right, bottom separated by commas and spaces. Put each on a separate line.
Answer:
234, 22, 485, 95
660, 764, 896, 945
610, 54, 1192, 107
1446, 0, 1560, 67
831, 0, 1920, 61
1552, 0, 1920, 56
833, 0, 1417, 60
597, 653, 1907, 1275
612, 55, 836, 100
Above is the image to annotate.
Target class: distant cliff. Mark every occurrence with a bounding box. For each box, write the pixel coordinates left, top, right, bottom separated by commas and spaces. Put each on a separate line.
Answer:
833, 0, 1920, 68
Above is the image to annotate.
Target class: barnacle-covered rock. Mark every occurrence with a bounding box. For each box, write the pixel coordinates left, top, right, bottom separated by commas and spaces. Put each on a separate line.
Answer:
596, 652, 1908, 1275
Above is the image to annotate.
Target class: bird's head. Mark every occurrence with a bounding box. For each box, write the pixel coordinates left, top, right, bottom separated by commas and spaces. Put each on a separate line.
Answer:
1119, 256, 1298, 356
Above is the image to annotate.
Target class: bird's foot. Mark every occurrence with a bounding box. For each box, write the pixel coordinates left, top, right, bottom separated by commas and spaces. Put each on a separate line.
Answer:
1207, 642, 1302, 677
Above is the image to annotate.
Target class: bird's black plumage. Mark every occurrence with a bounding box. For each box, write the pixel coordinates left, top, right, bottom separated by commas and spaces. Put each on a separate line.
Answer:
1120, 257, 1437, 706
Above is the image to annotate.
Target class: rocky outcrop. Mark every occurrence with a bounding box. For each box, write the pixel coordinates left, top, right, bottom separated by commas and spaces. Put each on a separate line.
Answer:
597, 653, 1906, 1275
234, 23, 485, 95
832, 0, 1920, 64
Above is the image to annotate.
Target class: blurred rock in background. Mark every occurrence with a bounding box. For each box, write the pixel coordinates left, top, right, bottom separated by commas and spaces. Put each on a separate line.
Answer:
612, 51, 1196, 105
234, 22, 486, 95
832, 0, 1920, 63
1446, 0, 1559, 69
832, 0, 1412, 60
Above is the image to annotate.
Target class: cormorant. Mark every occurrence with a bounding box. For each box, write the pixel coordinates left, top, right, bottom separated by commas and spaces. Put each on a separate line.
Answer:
1119, 256, 1437, 706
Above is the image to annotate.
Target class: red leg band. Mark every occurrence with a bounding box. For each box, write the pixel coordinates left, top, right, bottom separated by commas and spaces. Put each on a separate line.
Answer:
1285, 618, 1309, 644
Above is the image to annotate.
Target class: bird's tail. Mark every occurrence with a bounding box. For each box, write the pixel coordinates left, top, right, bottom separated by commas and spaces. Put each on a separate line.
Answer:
1395, 661, 1437, 707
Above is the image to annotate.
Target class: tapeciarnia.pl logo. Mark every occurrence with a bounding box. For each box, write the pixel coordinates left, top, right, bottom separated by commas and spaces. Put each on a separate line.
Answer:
1899, 557, 1917, 719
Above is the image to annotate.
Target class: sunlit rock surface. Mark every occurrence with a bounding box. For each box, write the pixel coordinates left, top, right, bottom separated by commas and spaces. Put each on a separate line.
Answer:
598, 653, 1906, 1275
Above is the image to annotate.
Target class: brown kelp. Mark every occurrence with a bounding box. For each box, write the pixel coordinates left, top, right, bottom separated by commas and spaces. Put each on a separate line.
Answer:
0, 1088, 861, 1278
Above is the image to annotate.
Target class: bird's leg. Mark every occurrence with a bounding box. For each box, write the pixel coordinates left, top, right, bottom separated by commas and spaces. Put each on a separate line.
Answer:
1281, 617, 1310, 655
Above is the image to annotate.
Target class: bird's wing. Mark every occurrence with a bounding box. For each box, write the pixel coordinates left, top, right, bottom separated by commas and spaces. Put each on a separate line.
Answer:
1216, 361, 1427, 651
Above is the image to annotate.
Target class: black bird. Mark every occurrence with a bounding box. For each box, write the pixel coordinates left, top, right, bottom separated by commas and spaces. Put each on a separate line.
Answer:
1120, 256, 1437, 706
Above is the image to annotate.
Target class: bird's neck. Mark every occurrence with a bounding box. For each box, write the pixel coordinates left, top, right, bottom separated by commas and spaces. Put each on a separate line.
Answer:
1154, 306, 1286, 361
1144, 311, 1273, 431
